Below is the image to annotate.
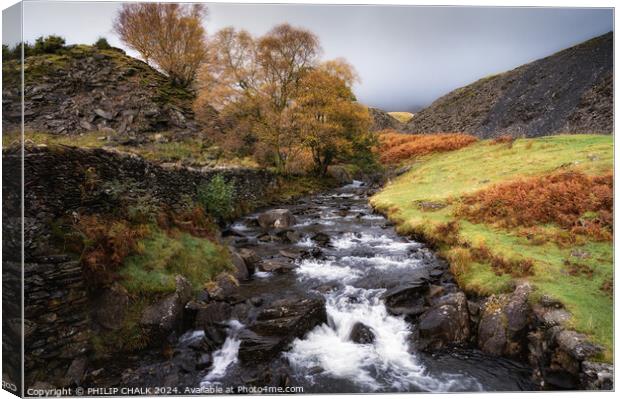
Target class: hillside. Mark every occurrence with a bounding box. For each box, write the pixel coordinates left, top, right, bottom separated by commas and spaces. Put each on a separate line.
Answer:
371, 134, 613, 359
368, 107, 404, 131
2, 44, 198, 136
404, 33, 613, 138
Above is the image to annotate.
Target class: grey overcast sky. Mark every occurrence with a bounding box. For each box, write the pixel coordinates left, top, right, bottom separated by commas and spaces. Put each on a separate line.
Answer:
2, 1, 614, 111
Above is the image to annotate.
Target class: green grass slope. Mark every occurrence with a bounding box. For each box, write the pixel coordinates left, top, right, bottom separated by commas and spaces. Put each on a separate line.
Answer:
371, 135, 613, 359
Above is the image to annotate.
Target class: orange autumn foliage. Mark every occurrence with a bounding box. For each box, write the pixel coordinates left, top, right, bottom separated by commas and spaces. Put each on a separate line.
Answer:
376, 130, 478, 164
459, 171, 613, 241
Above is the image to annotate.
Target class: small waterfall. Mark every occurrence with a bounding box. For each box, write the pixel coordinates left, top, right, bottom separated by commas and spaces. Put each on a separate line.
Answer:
200, 320, 244, 386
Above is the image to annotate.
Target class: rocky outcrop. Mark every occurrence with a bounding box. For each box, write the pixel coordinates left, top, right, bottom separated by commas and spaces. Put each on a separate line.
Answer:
477, 283, 532, 358
416, 292, 470, 350
2, 45, 198, 135
404, 33, 613, 138
470, 282, 612, 390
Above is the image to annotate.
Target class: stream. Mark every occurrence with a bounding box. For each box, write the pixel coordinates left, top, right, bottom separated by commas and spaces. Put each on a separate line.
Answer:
193, 181, 536, 393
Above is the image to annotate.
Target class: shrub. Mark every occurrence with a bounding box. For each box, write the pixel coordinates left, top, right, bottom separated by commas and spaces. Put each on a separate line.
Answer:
458, 170, 613, 241
197, 174, 236, 221
33, 35, 66, 54
67, 216, 150, 287
375, 130, 478, 164
94, 37, 112, 50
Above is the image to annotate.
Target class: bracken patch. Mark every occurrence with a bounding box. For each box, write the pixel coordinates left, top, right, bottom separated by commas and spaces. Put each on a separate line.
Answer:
376, 130, 478, 164
458, 170, 613, 241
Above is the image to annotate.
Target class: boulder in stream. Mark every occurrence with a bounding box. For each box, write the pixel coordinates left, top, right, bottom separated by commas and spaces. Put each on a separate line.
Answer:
239, 296, 327, 364
260, 259, 296, 273
257, 209, 296, 229
349, 322, 376, 344
326, 165, 353, 185
229, 247, 250, 281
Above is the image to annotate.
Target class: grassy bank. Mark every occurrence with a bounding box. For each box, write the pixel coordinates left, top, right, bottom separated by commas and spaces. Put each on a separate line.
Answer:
370, 134, 613, 359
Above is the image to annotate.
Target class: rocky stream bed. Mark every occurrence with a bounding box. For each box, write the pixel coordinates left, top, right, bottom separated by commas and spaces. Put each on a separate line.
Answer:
85, 181, 540, 393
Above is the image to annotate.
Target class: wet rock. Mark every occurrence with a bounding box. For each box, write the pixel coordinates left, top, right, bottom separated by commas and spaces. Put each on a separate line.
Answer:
477, 283, 532, 358
140, 276, 193, 342
257, 209, 296, 229
417, 292, 470, 351
229, 247, 250, 281
427, 284, 445, 299
581, 361, 613, 390
279, 249, 301, 259
237, 248, 260, 274
311, 232, 331, 246
349, 322, 375, 344
555, 330, 603, 361
63, 357, 87, 386
93, 283, 129, 330
205, 273, 239, 301
477, 296, 509, 356
239, 296, 327, 364
203, 324, 229, 351
381, 275, 429, 309
194, 302, 232, 330
196, 353, 212, 370
260, 259, 296, 273
543, 369, 579, 389
238, 330, 283, 364
326, 165, 353, 185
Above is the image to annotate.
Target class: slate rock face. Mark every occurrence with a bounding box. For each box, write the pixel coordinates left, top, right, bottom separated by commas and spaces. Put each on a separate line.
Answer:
2, 45, 198, 135
404, 33, 613, 138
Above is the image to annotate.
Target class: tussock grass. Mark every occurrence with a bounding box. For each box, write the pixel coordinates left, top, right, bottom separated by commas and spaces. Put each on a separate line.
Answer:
371, 135, 613, 358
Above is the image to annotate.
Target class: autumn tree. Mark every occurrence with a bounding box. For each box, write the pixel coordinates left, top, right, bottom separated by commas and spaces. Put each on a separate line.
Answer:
114, 3, 207, 87
195, 24, 374, 174
195, 24, 321, 172
293, 60, 372, 175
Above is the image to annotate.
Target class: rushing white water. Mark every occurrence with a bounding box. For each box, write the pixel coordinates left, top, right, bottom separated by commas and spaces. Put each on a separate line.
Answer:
296, 258, 362, 283
286, 223, 482, 391
200, 321, 244, 386
193, 185, 522, 392
179, 330, 205, 345
287, 274, 482, 392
